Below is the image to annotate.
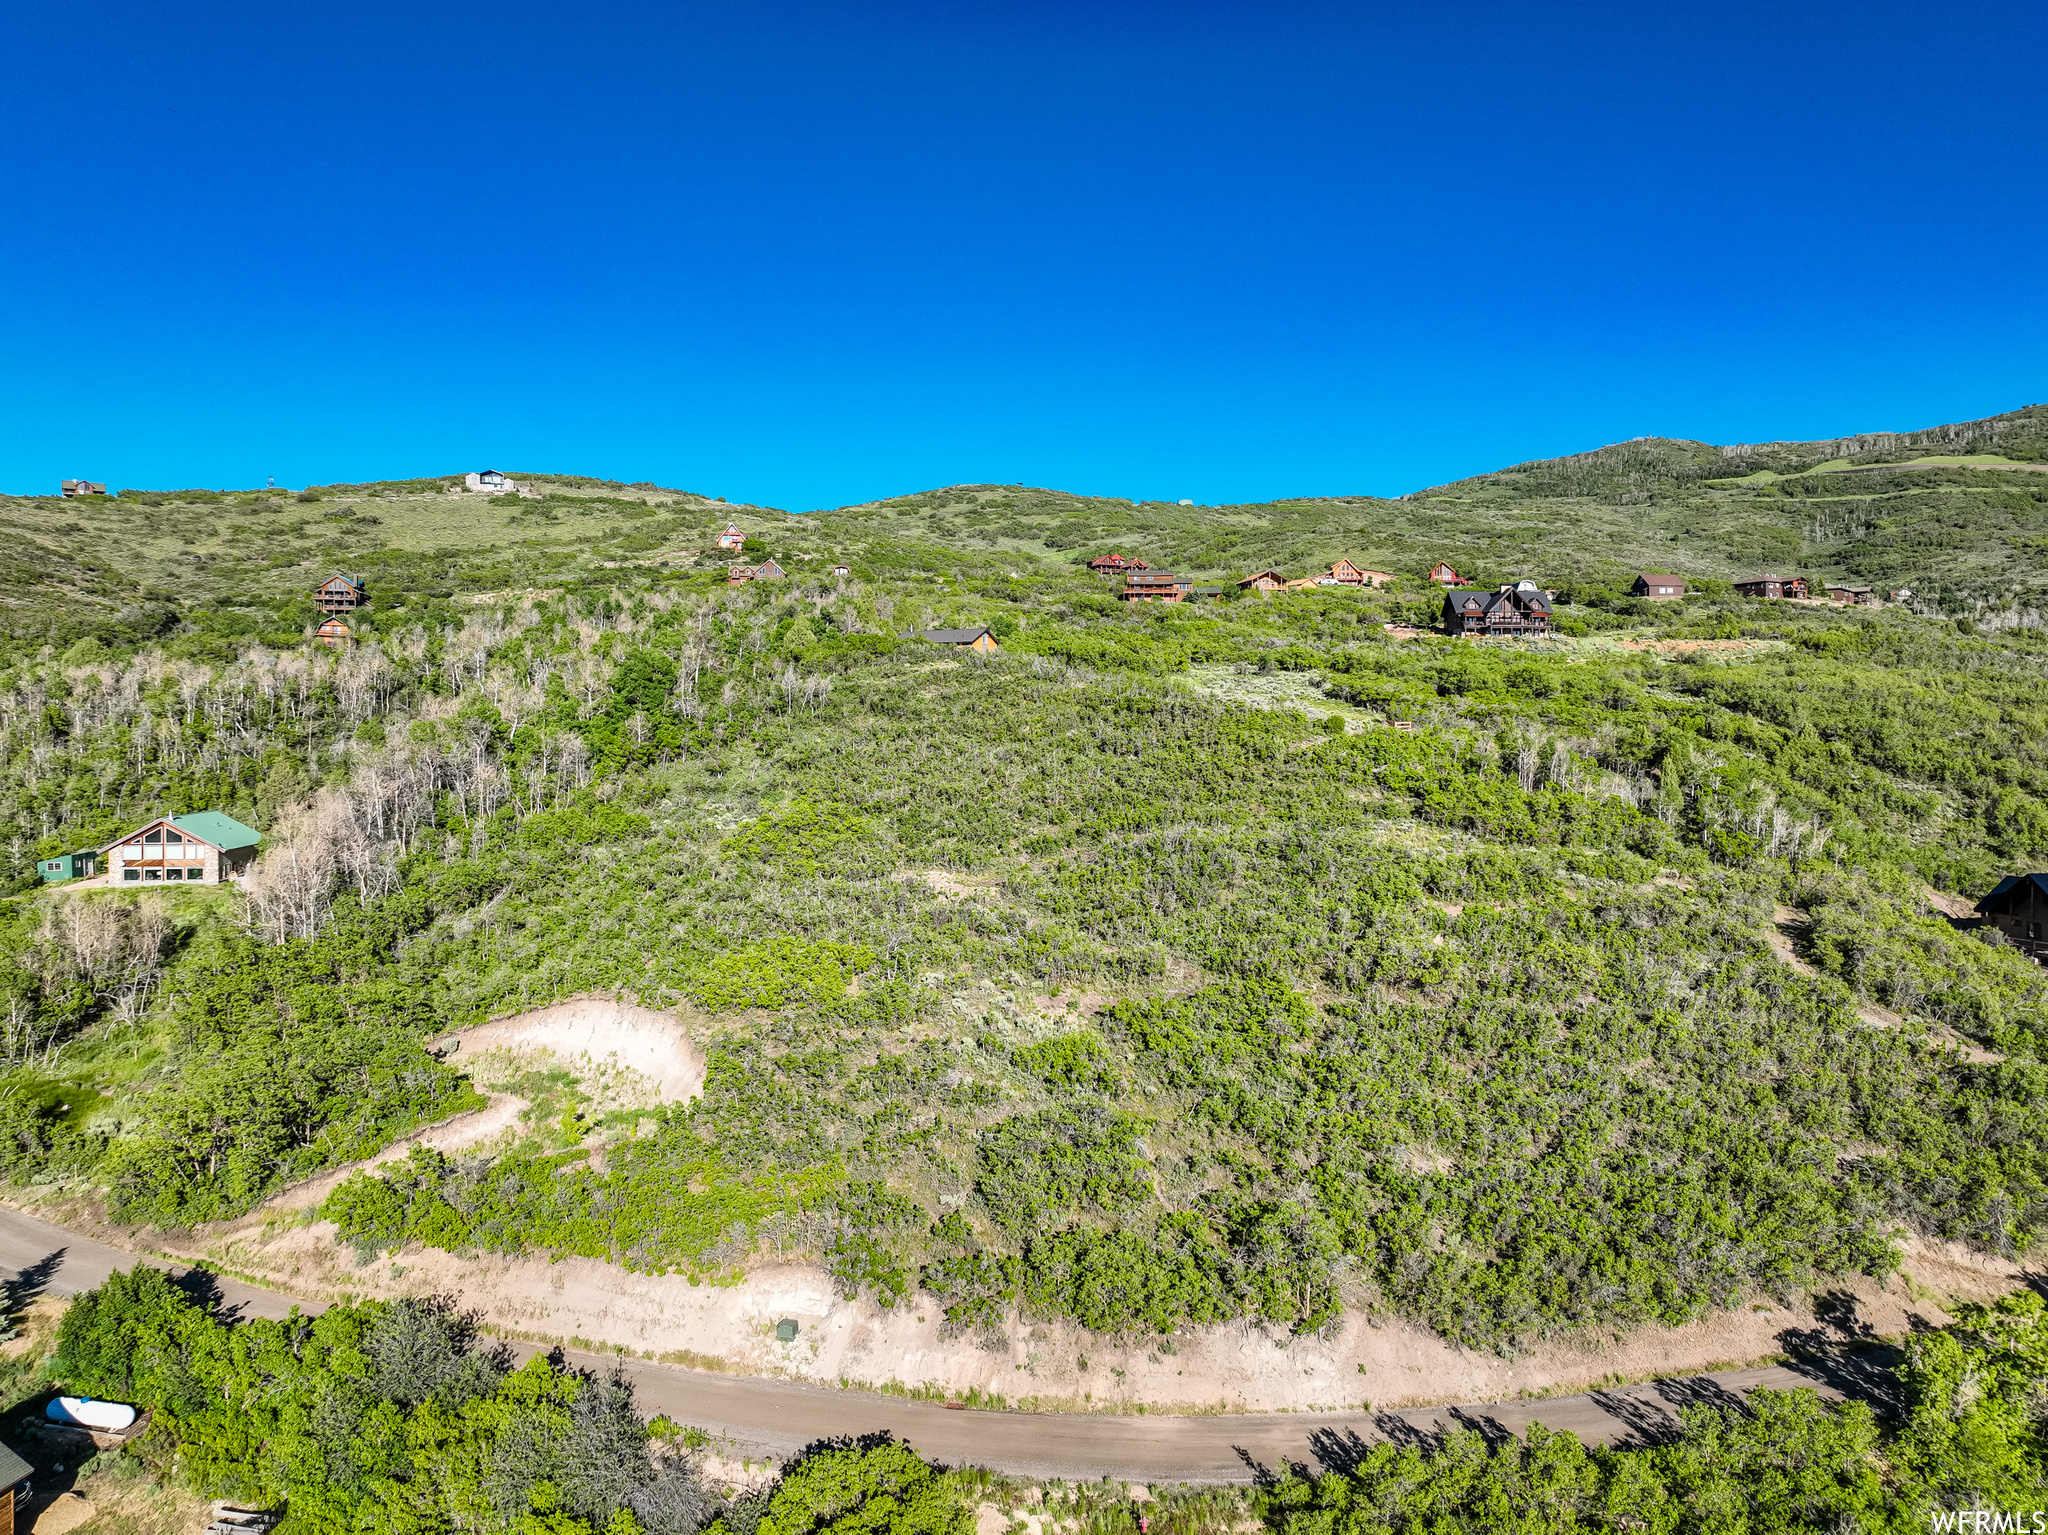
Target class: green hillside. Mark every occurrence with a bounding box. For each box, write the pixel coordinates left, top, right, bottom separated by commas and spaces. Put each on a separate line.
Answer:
3, 410, 2048, 1400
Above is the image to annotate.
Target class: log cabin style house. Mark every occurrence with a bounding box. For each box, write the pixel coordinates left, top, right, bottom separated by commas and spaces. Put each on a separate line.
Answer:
1630, 573, 1688, 598
1978, 874, 2048, 960
60, 480, 107, 497
1328, 560, 1393, 587
1734, 575, 1811, 599
315, 573, 366, 614
1238, 569, 1287, 592
1121, 570, 1195, 602
727, 559, 786, 585
100, 812, 262, 885
1445, 580, 1555, 637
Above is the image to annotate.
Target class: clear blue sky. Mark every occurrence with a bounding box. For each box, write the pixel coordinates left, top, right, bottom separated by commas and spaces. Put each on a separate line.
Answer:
3, 0, 2042, 509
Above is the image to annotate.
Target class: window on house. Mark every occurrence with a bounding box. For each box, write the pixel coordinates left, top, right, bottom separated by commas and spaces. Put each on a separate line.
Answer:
123, 869, 139, 881
143, 869, 161, 880
144, 827, 161, 844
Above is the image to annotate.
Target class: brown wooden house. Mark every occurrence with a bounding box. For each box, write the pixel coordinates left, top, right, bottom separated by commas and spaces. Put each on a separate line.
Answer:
1978, 874, 2048, 960
717, 523, 746, 550
1445, 580, 1554, 637
1734, 575, 1811, 600
1237, 569, 1287, 592
1121, 571, 1194, 602
1630, 572, 1688, 599
1427, 562, 1467, 586
1826, 583, 1875, 604
315, 617, 354, 648
315, 573, 366, 614
1088, 553, 1149, 574
60, 480, 107, 498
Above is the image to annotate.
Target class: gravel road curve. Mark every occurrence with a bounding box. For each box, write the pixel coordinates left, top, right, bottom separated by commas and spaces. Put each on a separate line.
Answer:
0, 1204, 1889, 1483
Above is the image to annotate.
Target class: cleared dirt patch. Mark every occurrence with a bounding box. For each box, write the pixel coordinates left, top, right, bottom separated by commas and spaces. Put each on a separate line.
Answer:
448, 996, 707, 1106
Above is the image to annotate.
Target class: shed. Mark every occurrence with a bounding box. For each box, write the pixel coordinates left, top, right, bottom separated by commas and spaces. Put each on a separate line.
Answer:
1630, 572, 1687, 599
101, 812, 262, 886
38, 850, 97, 882
911, 627, 1000, 654
0, 1438, 31, 1531
1978, 874, 2048, 960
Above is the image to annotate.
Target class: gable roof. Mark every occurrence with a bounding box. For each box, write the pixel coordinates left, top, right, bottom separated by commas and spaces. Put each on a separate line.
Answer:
913, 627, 995, 645
99, 811, 261, 855
0, 1438, 29, 1488
1636, 572, 1686, 584
173, 812, 263, 850
1977, 874, 2048, 913
319, 572, 364, 590
1237, 569, 1286, 585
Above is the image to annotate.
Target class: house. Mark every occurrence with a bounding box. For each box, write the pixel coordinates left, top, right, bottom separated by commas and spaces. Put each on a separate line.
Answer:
315, 617, 354, 649
0, 1438, 31, 1532
1121, 571, 1194, 602
727, 559, 787, 585
1630, 572, 1688, 599
315, 573, 366, 613
1237, 569, 1287, 592
1327, 560, 1393, 587
717, 524, 746, 550
60, 480, 107, 498
831, 563, 851, 577
1191, 585, 1224, 599
1284, 578, 1321, 592
1734, 575, 1811, 600
1087, 553, 1149, 574
1445, 579, 1555, 637
1977, 874, 2048, 960
1826, 584, 1875, 605
100, 812, 262, 886
465, 469, 508, 491
1427, 562, 1467, 586
38, 850, 97, 882
911, 627, 1000, 654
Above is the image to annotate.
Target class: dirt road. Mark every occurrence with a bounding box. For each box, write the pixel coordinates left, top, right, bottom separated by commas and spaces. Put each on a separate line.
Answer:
0, 1204, 1891, 1483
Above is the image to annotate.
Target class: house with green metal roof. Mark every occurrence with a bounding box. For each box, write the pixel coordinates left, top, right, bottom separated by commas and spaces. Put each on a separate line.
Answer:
99, 811, 262, 886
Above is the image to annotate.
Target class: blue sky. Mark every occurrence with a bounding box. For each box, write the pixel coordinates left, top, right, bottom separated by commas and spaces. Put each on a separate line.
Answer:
3, 0, 2043, 508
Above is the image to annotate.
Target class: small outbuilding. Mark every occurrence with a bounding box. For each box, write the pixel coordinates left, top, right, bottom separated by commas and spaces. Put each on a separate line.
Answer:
38, 850, 97, 883
101, 812, 262, 885
910, 627, 1000, 654
831, 563, 851, 577
1630, 572, 1687, 599
1978, 874, 2048, 960
0, 1437, 32, 1531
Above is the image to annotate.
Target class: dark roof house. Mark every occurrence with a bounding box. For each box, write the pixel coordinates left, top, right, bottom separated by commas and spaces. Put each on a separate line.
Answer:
1978, 874, 2048, 960
1630, 573, 1687, 598
1444, 580, 1554, 637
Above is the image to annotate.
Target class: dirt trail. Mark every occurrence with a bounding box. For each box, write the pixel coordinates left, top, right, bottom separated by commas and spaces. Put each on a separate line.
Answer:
1769, 905, 2000, 1062
212, 997, 708, 1237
